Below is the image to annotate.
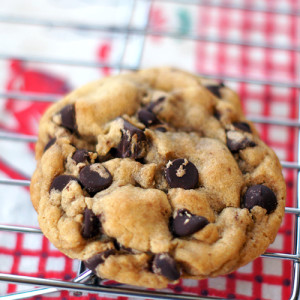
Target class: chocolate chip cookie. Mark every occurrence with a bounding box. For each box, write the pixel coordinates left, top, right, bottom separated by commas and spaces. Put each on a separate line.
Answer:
30, 67, 286, 288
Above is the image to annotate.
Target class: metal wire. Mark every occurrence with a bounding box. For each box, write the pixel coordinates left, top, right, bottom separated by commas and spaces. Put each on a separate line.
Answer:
0, 132, 37, 143
290, 48, 300, 300
0, 225, 41, 235
116, 0, 137, 73
0, 270, 93, 300
0, 272, 224, 300
0, 0, 299, 299
0, 53, 299, 88
0, 91, 61, 102
156, 0, 300, 16
0, 179, 30, 186
0, 15, 298, 51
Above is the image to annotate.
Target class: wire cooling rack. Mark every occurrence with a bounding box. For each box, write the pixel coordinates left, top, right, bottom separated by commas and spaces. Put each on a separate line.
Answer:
0, 0, 299, 299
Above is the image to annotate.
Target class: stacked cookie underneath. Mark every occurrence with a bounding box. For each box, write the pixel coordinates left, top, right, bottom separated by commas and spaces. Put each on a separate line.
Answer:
30, 67, 286, 288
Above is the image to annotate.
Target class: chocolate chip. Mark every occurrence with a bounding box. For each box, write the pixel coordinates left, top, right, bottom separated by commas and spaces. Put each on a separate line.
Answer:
59, 104, 76, 132
152, 253, 180, 281
84, 249, 116, 273
147, 96, 165, 112
243, 185, 277, 214
205, 83, 224, 98
233, 122, 251, 133
171, 209, 209, 237
226, 130, 256, 152
96, 152, 113, 163
165, 159, 198, 189
82, 208, 100, 239
79, 164, 112, 196
116, 120, 147, 159
138, 109, 160, 127
44, 137, 56, 152
72, 149, 90, 164
50, 175, 79, 192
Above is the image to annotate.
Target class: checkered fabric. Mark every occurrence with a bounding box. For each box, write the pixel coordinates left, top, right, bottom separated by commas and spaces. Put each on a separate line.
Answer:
0, 1, 299, 299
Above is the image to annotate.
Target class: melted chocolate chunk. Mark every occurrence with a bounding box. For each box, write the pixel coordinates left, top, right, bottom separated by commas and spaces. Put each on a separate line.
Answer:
147, 96, 165, 112
59, 104, 76, 132
113, 240, 134, 253
112, 239, 121, 251
205, 82, 225, 98
233, 122, 251, 133
120, 245, 134, 253
96, 152, 113, 163
227, 138, 254, 152
152, 253, 180, 281
138, 109, 160, 127
72, 149, 90, 164
50, 175, 79, 192
44, 137, 56, 152
116, 120, 147, 159
84, 249, 116, 273
171, 209, 209, 237
79, 164, 112, 196
155, 126, 167, 132
243, 185, 277, 214
226, 131, 256, 152
213, 109, 221, 120
165, 158, 198, 189
82, 208, 100, 239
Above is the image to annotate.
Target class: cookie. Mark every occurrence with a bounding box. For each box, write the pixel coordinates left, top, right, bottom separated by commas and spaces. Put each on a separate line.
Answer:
30, 67, 286, 288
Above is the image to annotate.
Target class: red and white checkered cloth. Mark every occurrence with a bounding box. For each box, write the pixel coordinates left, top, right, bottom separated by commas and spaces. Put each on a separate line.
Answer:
0, 1, 299, 299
